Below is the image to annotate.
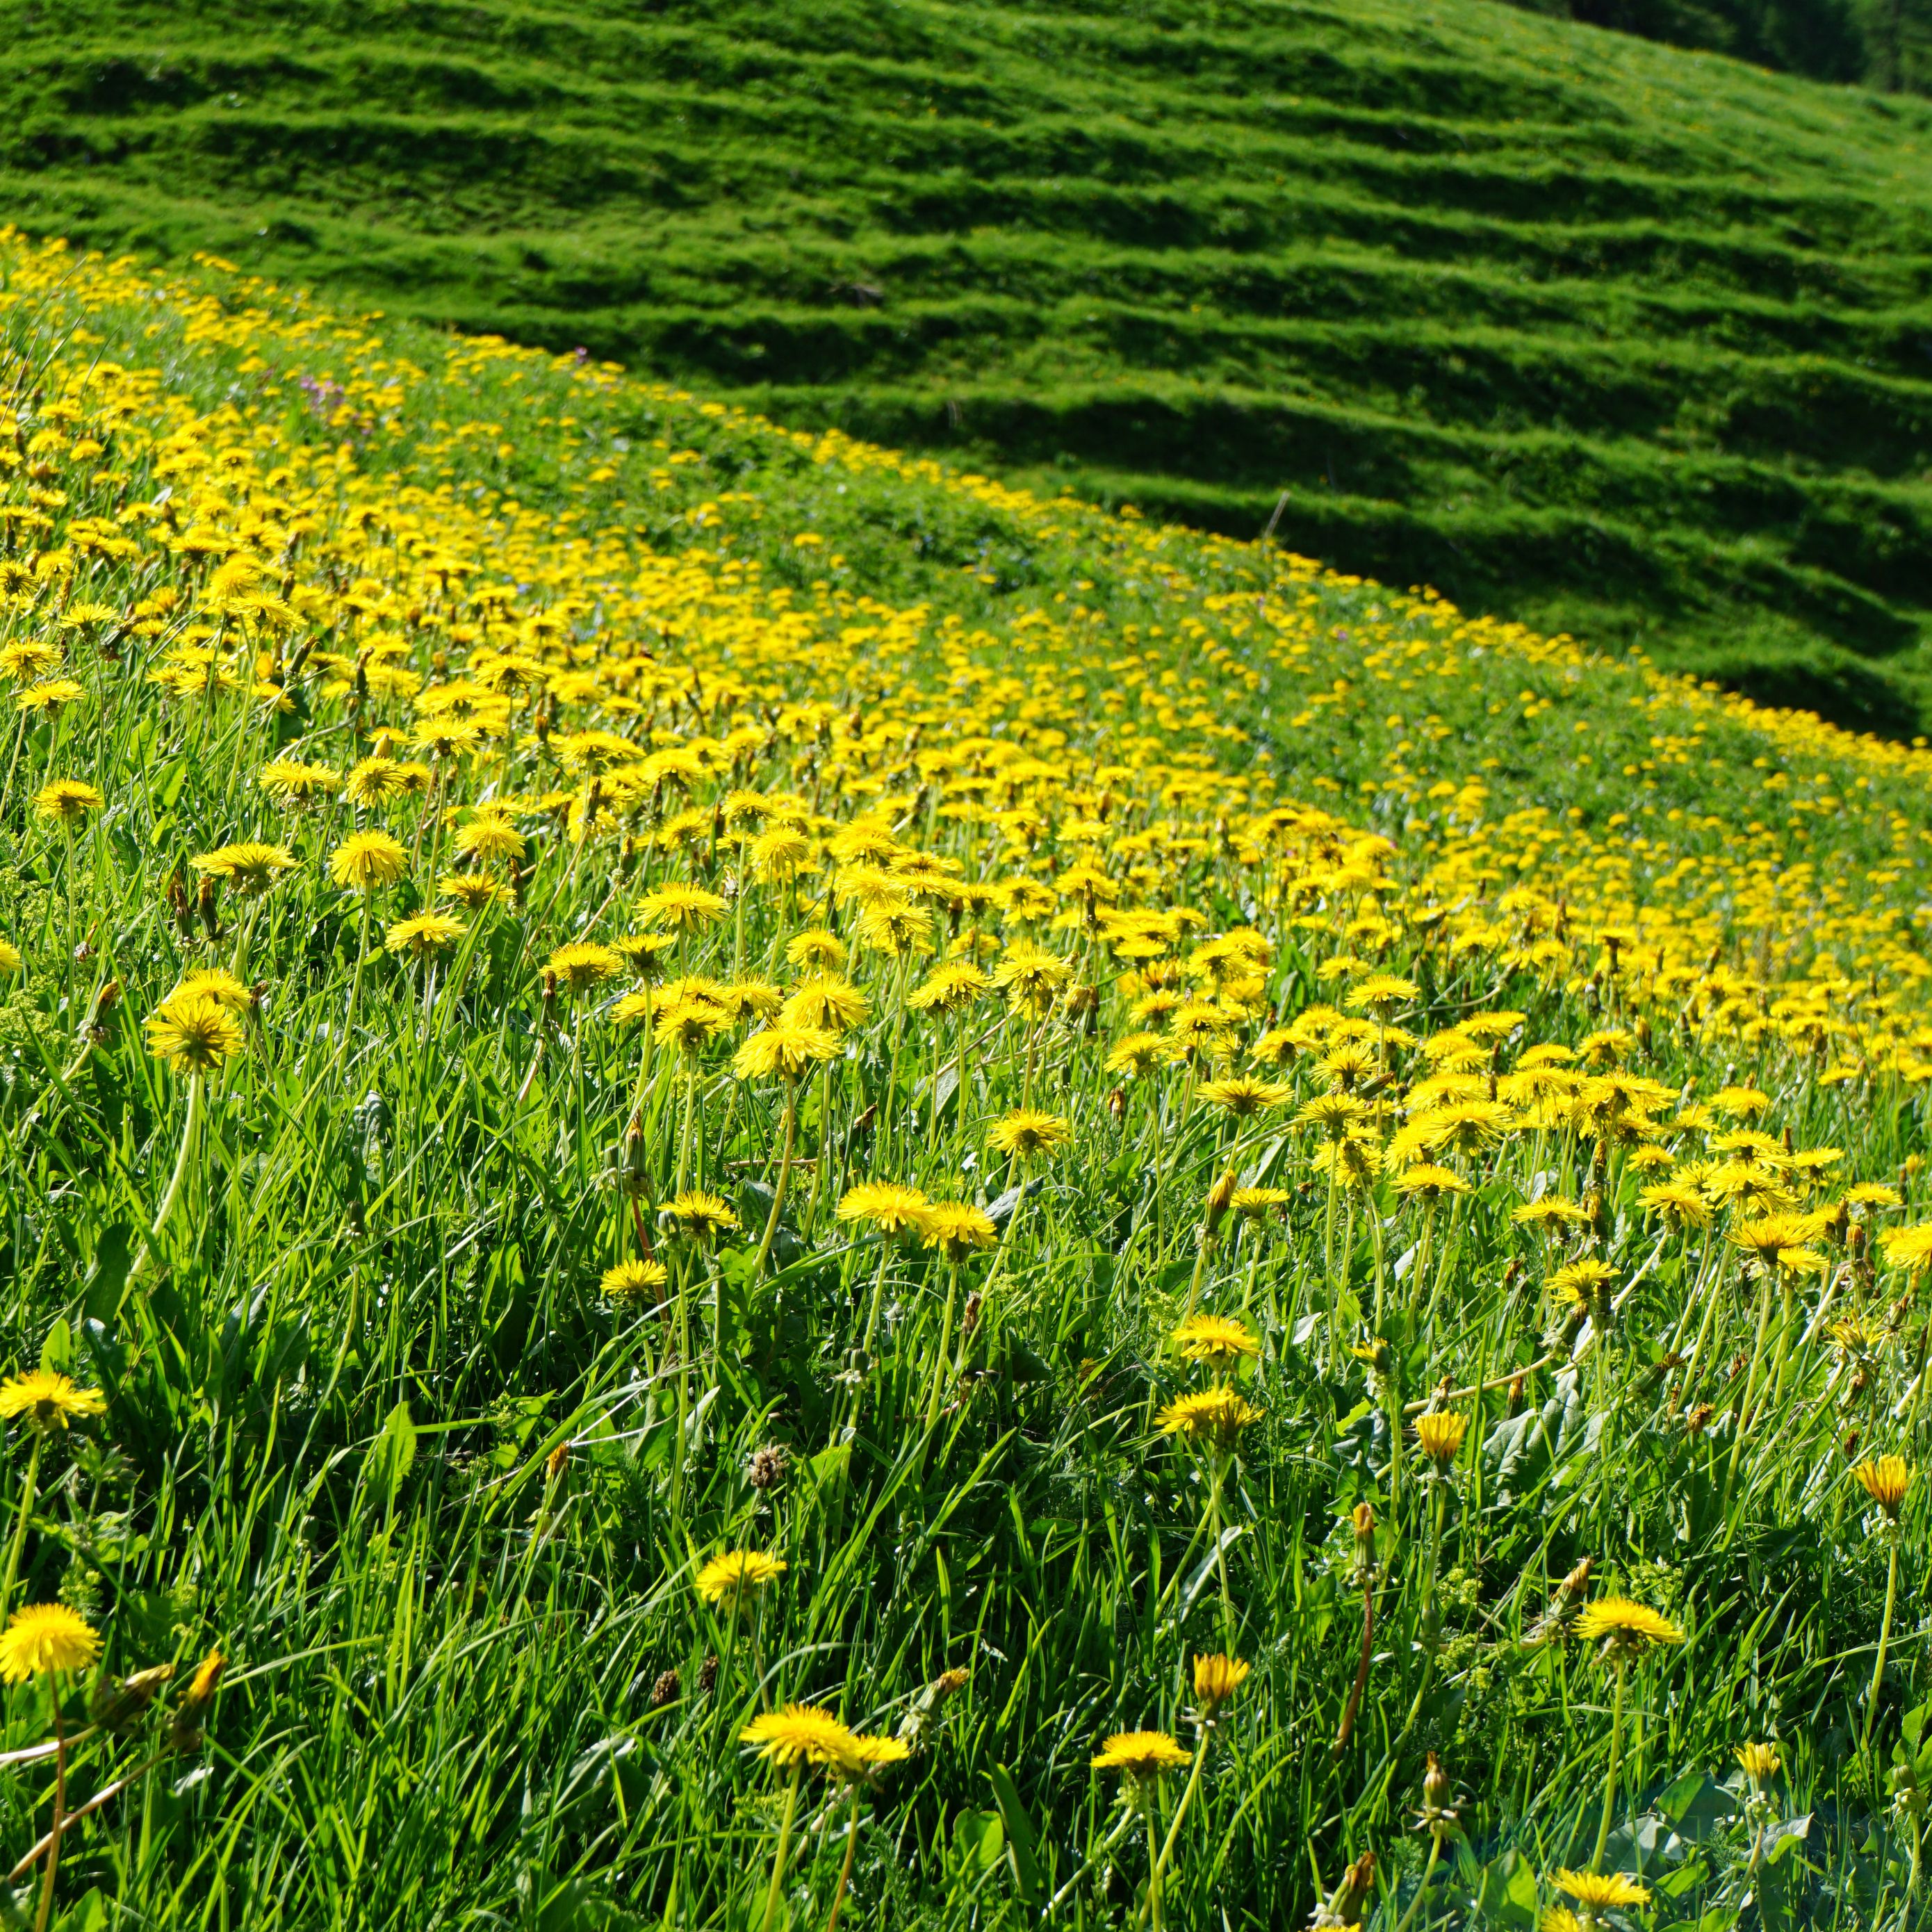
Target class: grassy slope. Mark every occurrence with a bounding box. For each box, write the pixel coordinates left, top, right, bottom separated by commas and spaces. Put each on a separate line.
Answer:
0, 239, 1928, 1926
3, 2, 1932, 735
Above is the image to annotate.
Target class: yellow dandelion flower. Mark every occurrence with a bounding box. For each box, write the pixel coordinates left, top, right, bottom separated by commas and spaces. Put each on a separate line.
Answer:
696, 1548, 787, 1606
1193, 1653, 1250, 1715
145, 994, 246, 1076
386, 912, 466, 958
987, 1109, 1071, 1158
0, 1372, 106, 1434
919, 1202, 999, 1261
1092, 1730, 1192, 1778
0, 1603, 99, 1682
1415, 1411, 1468, 1466
1573, 1597, 1684, 1657
600, 1259, 669, 1305
33, 778, 101, 824
1852, 1454, 1913, 1518
740, 1703, 861, 1772
1172, 1314, 1259, 1370
838, 1183, 930, 1234
329, 830, 409, 893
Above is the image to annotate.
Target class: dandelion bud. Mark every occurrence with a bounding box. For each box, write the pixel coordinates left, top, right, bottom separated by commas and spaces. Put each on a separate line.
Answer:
546, 1441, 569, 1484
1423, 1752, 1451, 1813
169, 1647, 225, 1752
1313, 1849, 1375, 1926
962, 1291, 983, 1336
621, 1113, 650, 1197
933, 1667, 969, 1698
166, 870, 193, 940
91, 1661, 173, 1734
195, 874, 221, 942
1205, 1168, 1238, 1236
1107, 1086, 1126, 1120
1350, 1501, 1376, 1573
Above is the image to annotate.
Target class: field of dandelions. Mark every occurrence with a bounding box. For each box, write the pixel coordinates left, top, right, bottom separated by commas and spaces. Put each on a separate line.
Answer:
0, 233, 1928, 1930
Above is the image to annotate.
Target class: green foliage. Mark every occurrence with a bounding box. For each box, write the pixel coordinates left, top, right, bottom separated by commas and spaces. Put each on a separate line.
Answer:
3, 1, 1932, 728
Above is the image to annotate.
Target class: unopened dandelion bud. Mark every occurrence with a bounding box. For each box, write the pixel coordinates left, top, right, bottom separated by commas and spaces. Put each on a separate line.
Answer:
1313, 1849, 1375, 1926
195, 874, 221, 942
546, 1441, 569, 1484
91, 1660, 173, 1734
1205, 1168, 1238, 1236
169, 1647, 225, 1751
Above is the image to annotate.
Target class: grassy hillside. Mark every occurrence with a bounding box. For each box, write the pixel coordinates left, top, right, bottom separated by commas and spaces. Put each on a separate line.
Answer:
5, 2, 1932, 735
0, 232, 1929, 1928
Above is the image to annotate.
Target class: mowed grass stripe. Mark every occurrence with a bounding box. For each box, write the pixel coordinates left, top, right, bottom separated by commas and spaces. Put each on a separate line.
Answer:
6, 0, 1932, 726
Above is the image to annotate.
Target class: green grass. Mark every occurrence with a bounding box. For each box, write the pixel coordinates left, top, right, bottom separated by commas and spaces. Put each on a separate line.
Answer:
0, 237, 1926, 1932
6, 0, 1932, 731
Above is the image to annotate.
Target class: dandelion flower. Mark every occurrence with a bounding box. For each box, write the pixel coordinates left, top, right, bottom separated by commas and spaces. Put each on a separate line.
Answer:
1852, 1454, 1913, 1518
1415, 1411, 1468, 1466
33, 778, 101, 825
452, 813, 525, 865
1092, 1730, 1191, 1778
1573, 1597, 1684, 1658
1105, 1031, 1170, 1078
329, 830, 409, 893
1736, 1742, 1781, 1784
145, 994, 245, 1075
1172, 1314, 1259, 1370
1193, 1653, 1250, 1716
733, 1020, 841, 1082
386, 912, 466, 958
600, 1259, 668, 1305
987, 1109, 1071, 1158
1197, 1074, 1293, 1117
190, 842, 296, 896
0, 1603, 99, 1683
696, 1548, 787, 1607
1551, 1869, 1650, 1910
259, 758, 339, 805
783, 975, 871, 1034
638, 882, 728, 931
837, 1183, 929, 1234
785, 929, 845, 972
0, 1372, 106, 1434
1158, 1388, 1261, 1450
662, 1191, 739, 1242
740, 1703, 861, 1772
919, 1202, 999, 1261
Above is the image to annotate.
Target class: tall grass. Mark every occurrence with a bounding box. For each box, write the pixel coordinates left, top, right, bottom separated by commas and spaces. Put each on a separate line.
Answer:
0, 236, 1921, 1929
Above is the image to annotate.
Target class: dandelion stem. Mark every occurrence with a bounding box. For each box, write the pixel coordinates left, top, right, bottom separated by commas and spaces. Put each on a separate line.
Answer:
757, 1760, 803, 1932
31, 1692, 64, 1932
753, 1084, 799, 1280
0, 1434, 41, 1615
1862, 1530, 1901, 1753
1390, 1828, 1444, 1932
1591, 1660, 1627, 1873
823, 1784, 862, 1932
925, 1262, 960, 1433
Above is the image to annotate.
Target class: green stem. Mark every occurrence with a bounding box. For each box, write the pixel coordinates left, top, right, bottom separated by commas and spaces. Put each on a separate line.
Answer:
1591, 1662, 1627, 1873
758, 1761, 803, 1932
1391, 1830, 1445, 1932
0, 1435, 42, 1614
823, 1784, 862, 1932
754, 1086, 799, 1280
926, 1263, 960, 1434
1863, 1532, 1901, 1754
31, 1694, 63, 1932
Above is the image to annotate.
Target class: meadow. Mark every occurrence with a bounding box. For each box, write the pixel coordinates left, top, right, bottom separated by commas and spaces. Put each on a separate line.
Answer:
6, 0, 1932, 732
0, 231, 1924, 1931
